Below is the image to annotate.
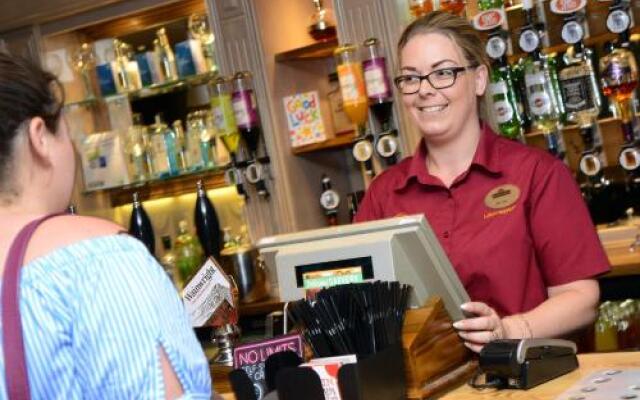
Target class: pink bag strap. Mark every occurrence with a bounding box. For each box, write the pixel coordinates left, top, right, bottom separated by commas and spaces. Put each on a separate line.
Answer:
2, 213, 64, 399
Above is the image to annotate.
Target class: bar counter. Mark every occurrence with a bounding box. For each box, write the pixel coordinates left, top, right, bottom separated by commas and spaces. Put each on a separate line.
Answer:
215, 351, 640, 399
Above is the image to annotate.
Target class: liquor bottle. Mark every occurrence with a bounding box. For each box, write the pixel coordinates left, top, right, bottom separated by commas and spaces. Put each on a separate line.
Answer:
519, 0, 565, 159
232, 71, 269, 198
155, 28, 178, 82
174, 220, 204, 287
363, 37, 400, 166
160, 235, 177, 284
231, 71, 261, 159
477, 0, 502, 11
559, 12, 609, 194
440, 0, 465, 16
334, 44, 376, 177
409, 0, 433, 18
601, 0, 640, 212
210, 77, 240, 157
149, 113, 181, 178
308, 0, 337, 41
184, 112, 205, 171
319, 174, 340, 226
188, 13, 217, 73
113, 39, 131, 93
172, 120, 188, 172
194, 179, 222, 259
129, 192, 155, 255
125, 113, 151, 182
486, 29, 525, 141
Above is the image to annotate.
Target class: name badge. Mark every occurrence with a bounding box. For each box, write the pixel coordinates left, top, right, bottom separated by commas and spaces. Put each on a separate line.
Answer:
484, 184, 520, 209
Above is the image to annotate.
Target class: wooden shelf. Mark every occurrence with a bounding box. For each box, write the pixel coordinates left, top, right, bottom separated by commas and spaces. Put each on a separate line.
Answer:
86, 168, 229, 207
291, 133, 356, 155
275, 38, 339, 62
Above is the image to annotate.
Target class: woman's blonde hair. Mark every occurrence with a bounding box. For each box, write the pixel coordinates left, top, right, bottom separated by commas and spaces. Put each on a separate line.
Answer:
397, 11, 491, 120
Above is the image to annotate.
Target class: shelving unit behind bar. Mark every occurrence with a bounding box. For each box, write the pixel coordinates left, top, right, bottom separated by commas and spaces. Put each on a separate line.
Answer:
274, 38, 339, 62
291, 132, 355, 155
99, 169, 228, 207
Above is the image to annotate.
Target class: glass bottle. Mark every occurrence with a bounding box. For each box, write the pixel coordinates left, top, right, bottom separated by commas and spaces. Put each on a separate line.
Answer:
188, 13, 217, 73
155, 28, 178, 82
129, 192, 155, 256
477, 0, 502, 11
160, 235, 177, 284
486, 30, 525, 141
335, 44, 375, 177
172, 120, 188, 172
409, 0, 433, 18
149, 113, 181, 178
174, 220, 204, 287
184, 112, 205, 171
440, 0, 465, 16
232, 71, 262, 158
320, 174, 340, 226
194, 180, 222, 259
594, 302, 619, 352
308, 0, 337, 41
125, 113, 151, 183
520, 0, 565, 159
210, 77, 241, 159
113, 39, 131, 93
363, 38, 393, 130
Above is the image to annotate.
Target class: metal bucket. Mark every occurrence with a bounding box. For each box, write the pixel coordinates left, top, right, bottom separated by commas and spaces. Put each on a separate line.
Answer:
219, 245, 268, 303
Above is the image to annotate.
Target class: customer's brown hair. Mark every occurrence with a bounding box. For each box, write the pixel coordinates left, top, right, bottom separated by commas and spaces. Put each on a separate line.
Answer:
0, 53, 64, 194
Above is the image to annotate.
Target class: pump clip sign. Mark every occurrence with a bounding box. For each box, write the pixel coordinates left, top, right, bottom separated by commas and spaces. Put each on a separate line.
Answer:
473, 8, 505, 31
550, 0, 586, 14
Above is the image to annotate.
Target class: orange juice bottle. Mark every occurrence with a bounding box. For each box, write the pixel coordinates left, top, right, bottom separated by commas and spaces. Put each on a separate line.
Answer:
334, 44, 369, 132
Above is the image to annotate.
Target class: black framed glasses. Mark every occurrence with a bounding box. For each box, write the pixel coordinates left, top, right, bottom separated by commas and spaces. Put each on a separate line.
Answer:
393, 65, 479, 94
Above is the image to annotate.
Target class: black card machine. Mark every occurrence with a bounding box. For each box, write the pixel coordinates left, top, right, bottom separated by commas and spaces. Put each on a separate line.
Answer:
475, 339, 579, 389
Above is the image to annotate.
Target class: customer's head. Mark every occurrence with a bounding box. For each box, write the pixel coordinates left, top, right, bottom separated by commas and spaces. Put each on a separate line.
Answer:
0, 53, 75, 208
395, 11, 489, 142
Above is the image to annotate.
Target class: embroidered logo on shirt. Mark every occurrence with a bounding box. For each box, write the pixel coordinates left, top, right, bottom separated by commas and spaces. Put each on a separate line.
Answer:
484, 184, 520, 219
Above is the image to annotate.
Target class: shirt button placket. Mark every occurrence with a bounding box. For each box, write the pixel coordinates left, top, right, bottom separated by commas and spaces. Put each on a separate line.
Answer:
442, 189, 454, 242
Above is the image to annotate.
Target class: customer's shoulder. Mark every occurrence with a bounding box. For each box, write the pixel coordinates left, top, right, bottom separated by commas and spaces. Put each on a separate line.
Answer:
26, 215, 127, 265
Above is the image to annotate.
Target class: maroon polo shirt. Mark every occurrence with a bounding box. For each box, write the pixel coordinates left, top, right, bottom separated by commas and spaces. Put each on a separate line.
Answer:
355, 125, 610, 317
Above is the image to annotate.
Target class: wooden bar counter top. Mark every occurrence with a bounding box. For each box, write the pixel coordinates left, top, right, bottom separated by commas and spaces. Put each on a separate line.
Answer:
438, 351, 640, 399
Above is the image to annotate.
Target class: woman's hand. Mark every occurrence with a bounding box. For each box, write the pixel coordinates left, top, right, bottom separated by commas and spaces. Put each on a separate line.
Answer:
453, 302, 507, 353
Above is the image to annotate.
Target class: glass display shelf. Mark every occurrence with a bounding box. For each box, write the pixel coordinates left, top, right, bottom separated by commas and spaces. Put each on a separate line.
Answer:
65, 71, 218, 108
84, 166, 229, 207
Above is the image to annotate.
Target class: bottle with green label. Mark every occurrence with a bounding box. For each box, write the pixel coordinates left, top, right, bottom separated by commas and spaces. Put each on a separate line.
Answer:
486, 30, 524, 141
519, 0, 565, 159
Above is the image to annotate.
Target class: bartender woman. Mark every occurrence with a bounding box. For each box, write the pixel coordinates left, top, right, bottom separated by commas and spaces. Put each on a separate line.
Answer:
355, 11, 610, 352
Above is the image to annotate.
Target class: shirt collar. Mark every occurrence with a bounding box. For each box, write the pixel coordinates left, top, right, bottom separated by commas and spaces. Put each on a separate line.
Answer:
394, 123, 503, 191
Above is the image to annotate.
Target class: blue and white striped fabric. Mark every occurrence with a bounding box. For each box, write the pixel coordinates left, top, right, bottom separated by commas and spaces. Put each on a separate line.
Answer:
0, 235, 211, 399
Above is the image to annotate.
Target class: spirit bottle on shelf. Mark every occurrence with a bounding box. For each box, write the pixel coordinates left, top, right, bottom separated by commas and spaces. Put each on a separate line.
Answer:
334, 43, 376, 177
125, 113, 151, 183
409, 0, 433, 18
232, 71, 269, 198
363, 37, 399, 166
308, 0, 337, 41
149, 113, 181, 178
319, 174, 340, 226
113, 39, 132, 93
155, 28, 178, 82
519, 0, 566, 159
555, 12, 614, 219
172, 120, 188, 172
486, 29, 525, 141
601, 0, 640, 211
129, 192, 155, 256
188, 13, 217, 73
210, 77, 248, 199
194, 180, 222, 259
